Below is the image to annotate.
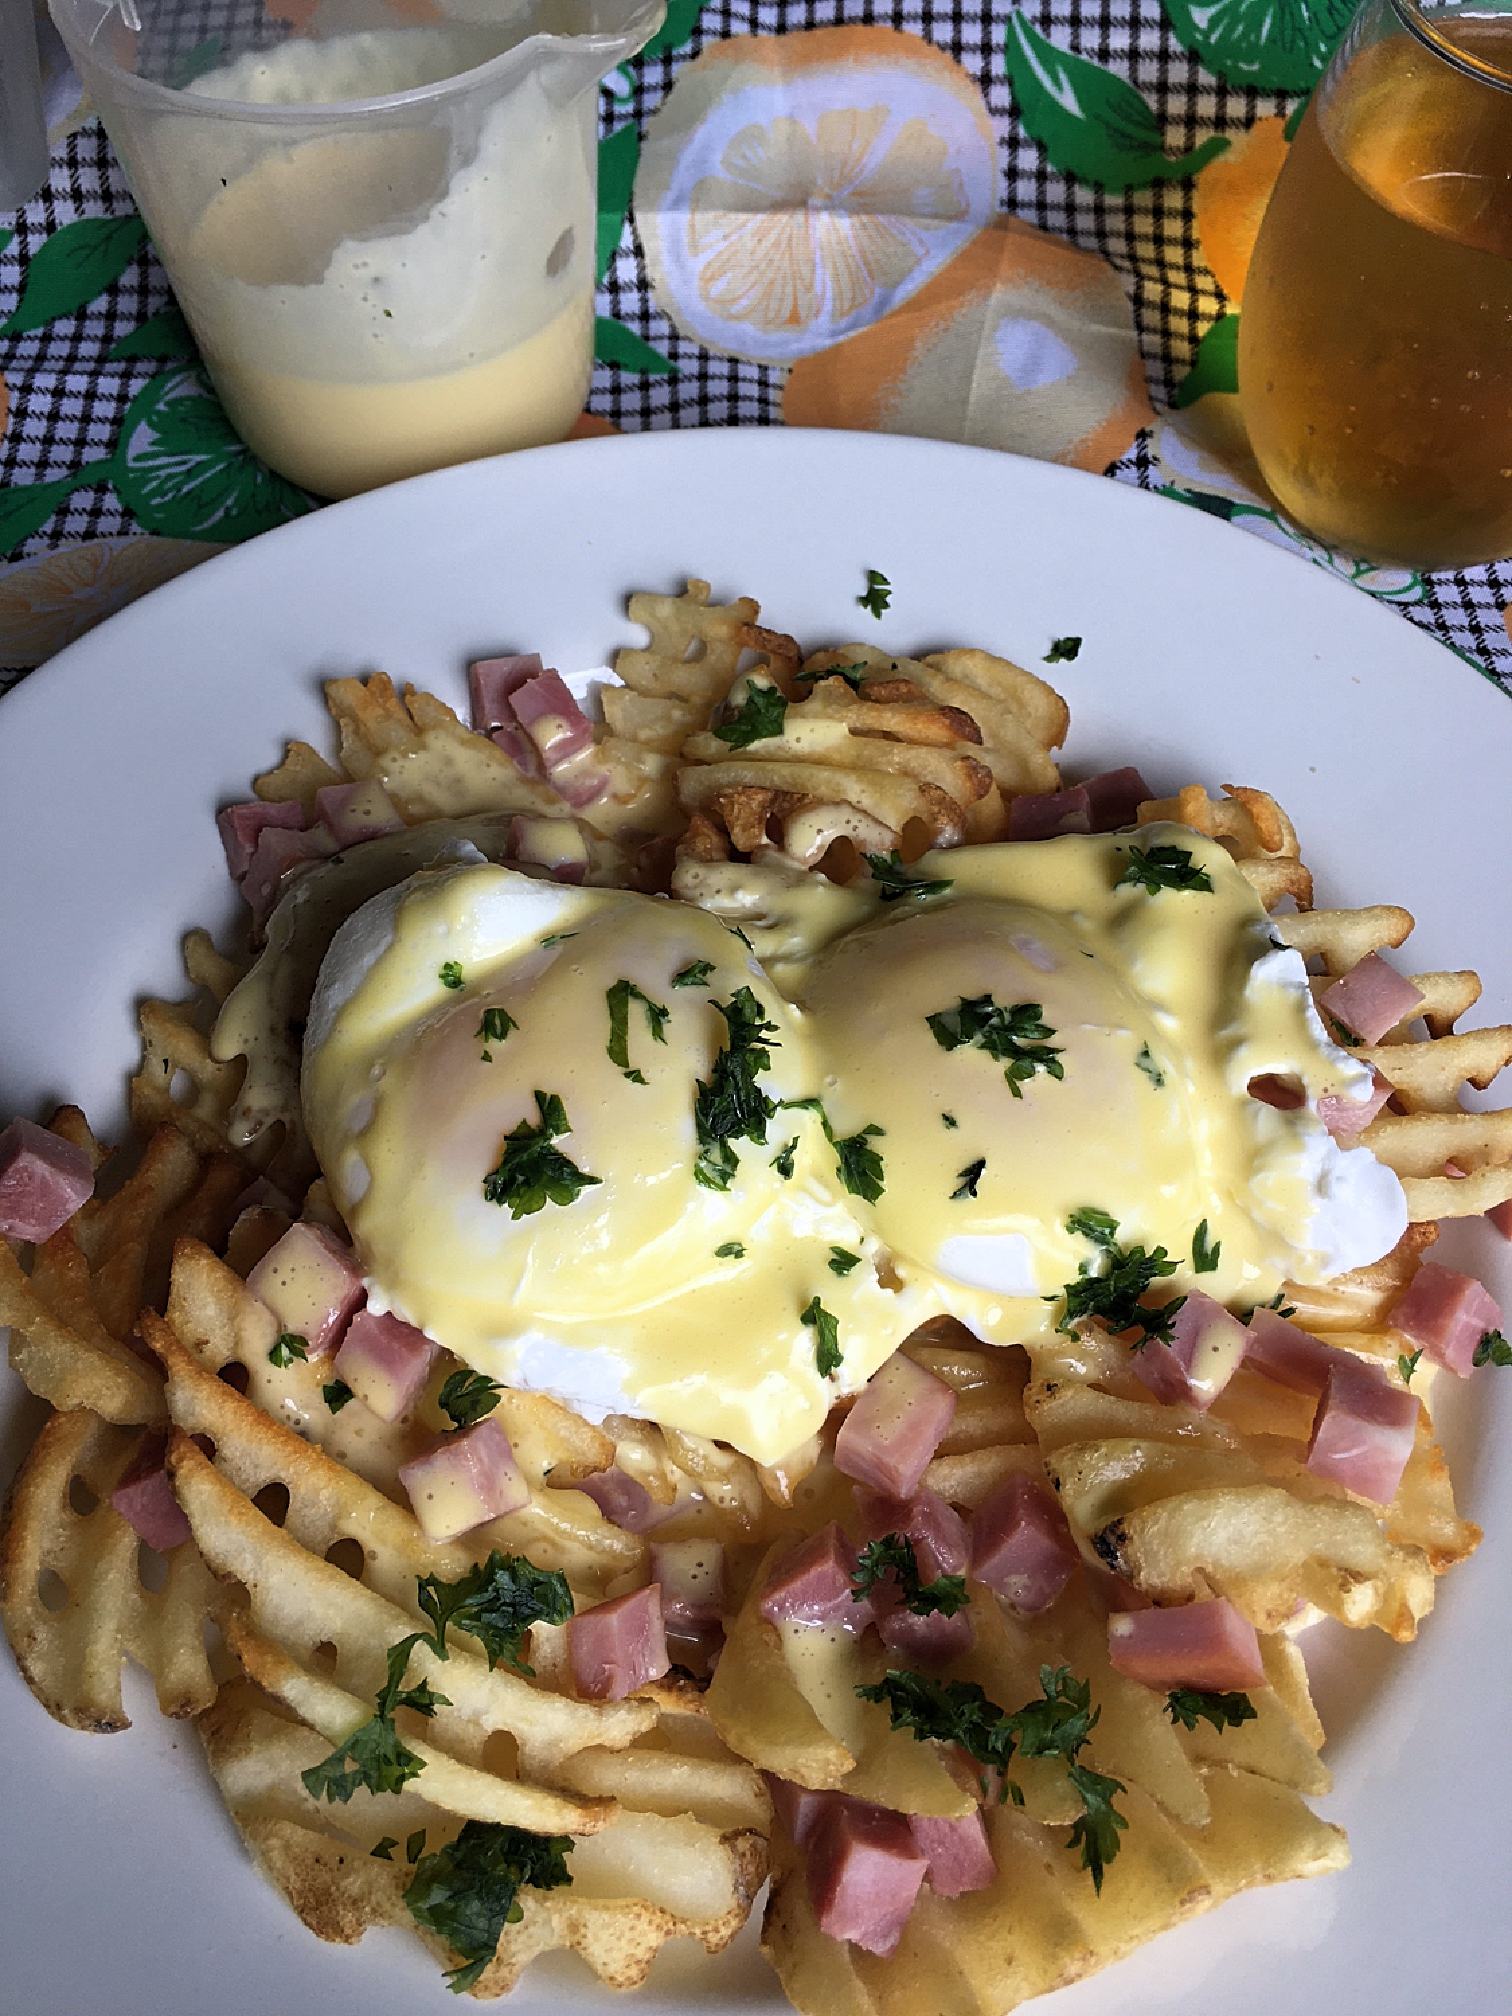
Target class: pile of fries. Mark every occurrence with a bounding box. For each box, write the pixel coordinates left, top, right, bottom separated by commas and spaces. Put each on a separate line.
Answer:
1, 585, 1507, 2008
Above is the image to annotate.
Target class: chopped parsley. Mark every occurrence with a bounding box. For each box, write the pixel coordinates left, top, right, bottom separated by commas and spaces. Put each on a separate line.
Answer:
942, 1112, 959, 1129
539, 932, 576, 948
693, 988, 781, 1190
771, 1136, 799, 1180
605, 978, 669, 1084
406, 1821, 574, 1995
416, 1551, 573, 1677
952, 1158, 986, 1200
1329, 1016, 1363, 1048
801, 1295, 843, 1377
857, 1664, 1127, 1891
438, 1368, 504, 1428
1054, 1210, 1183, 1346
851, 1533, 968, 1617
828, 1245, 861, 1276
862, 850, 954, 903
673, 960, 715, 989
371, 1837, 398, 1861
407, 1828, 428, 1865
269, 1332, 308, 1368
1165, 1687, 1257, 1733
1134, 1044, 1166, 1089
927, 993, 1064, 1099
1043, 636, 1082, 663
300, 1637, 447, 1806
322, 1378, 355, 1413
439, 960, 465, 990
1474, 1329, 1512, 1368
1116, 844, 1214, 896
1398, 1348, 1423, 1386
859, 568, 892, 619
478, 1007, 517, 1046
796, 660, 869, 690
713, 682, 788, 749
716, 1240, 745, 1259
780, 1095, 887, 1201
1192, 1219, 1221, 1274
482, 1091, 601, 1218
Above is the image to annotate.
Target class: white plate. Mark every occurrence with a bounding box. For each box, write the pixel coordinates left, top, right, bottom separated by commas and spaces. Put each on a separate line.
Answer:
1, 430, 1508, 2015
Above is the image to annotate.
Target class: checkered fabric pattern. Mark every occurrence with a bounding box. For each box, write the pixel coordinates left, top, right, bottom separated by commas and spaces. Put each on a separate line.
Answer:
2, 0, 1510, 696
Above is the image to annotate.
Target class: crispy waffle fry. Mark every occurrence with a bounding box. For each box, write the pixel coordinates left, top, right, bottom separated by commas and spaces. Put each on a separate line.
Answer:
0, 1407, 219, 1729
1137, 784, 1312, 909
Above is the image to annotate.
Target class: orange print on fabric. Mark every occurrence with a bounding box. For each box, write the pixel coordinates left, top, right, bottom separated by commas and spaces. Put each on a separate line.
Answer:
783, 215, 1155, 473
1195, 117, 1290, 304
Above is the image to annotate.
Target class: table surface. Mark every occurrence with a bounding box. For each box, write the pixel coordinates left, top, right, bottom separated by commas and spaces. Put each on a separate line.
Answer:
2, 0, 1510, 701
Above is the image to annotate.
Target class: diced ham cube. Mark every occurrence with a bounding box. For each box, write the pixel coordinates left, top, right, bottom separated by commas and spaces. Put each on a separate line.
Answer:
1389, 1261, 1505, 1379
1247, 1072, 1306, 1111
313, 779, 406, 847
510, 669, 595, 766
574, 1465, 675, 1534
110, 1431, 192, 1552
568, 1583, 670, 1701
909, 1809, 995, 1898
834, 1354, 957, 1500
544, 750, 612, 810
469, 652, 543, 734
1488, 1198, 1512, 1239
398, 1416, 529, 1542
807, 1798, 927, 1956
651, 1538, 726, 1631
1082, 766, 1151, 831
759, 1521, 872, 1629
510, 815, 589, 884
1305, 1356, 1419, 1505
1107, 1597, 1265, 1693
1007, 784, 1091, 841
216, 797, 303, 880
855, 1487, 968, 1581
331, 1307, 438, 1423
969, 1473, 1079, 1614
1132, 1292, 1249, 1412
0, 1117, 95, 1242
876, 1602, 974, 1663
246, 1221, 366, 1359
1317, 1064, 1394, 1138
767, 1776, 832, 1847
1242, 1307, 1355, 1398
241, 821, 338, 929
1320, 951, 1425, 1044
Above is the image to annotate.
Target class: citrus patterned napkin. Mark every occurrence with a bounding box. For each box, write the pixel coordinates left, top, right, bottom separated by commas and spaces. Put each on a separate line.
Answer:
2, 0, 1509, 694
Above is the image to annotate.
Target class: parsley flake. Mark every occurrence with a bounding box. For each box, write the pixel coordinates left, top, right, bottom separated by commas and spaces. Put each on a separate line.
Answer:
771, 1136, 799, 1180
673, 960, 715, 989
300, 1637, 447, 1806
859, 568, 892, 618
1398, 1348, 1423, 1386
1474, 1329, 1512, 1368
539, 932, 576, 948
438, 1369, 504, 1428
1054, 1211, 1183, 1346
478, 1007, 517, 1046
406, 1828, 428, 1865
606, 978, 669, 1084
1043, 636, 1082, 663
828, 1245, 861, 1276
1192, 1219, 1221, 1274
796, 660, 869, 690
693, 988, 781, 1190
852, 1534, 968, 1617
323, 1378, 355, 1413
439, 960, 465, 990
1165, 1687, 1257, 1733
1134, 1044, 1166, 1089
416, 1550, 573, 1676
835, 1124, 886, 1201
1116, 845, 1214, 896
942, 1112, 959, 1129
713, 682, 788, 749
371, 1837, 398, 1861
802, 1295, 843, 1377
716, 1240, 745, 1259
482, 1091, 601, 1218
406, 1821, 574, 1995
269, 1332, 308, 1368
862, 850, 954, 903
952, 1158, 986, 1200
927, 994, 1064, 1098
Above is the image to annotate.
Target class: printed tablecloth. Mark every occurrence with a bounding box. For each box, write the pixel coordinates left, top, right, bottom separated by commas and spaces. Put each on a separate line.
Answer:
3, 0, 1511, 697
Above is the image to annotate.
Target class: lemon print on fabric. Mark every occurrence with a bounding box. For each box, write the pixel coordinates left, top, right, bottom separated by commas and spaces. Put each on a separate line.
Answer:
1161, 0, 1357, 91
635, 28, 997, 364
1194, 116, 1290, 303
783, 216, 1154, 471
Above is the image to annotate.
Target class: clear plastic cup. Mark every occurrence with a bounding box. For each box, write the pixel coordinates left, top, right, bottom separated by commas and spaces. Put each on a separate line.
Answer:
48, 1, 662, 497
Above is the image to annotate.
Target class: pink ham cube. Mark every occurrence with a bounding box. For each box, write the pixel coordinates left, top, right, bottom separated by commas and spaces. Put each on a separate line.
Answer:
216, 797, 303, 880
0, 1117, 94, 1243
767, 1776, 831, 1847
331, 1307, 438, 1422
1107, 1597, 1265, 1693
1007, 784, 1091, 841
1389, 1261, 1505, 1379
398, 1416, 529, 1542
574, 1465, 675, 1534
1132, 1292, 1249, 1411
855, 1487, 968, 1581
651, 1538, 726, 1632
834, 1354, 957, 1500
510, 668, 595, 767
1320, 951, 1425, 1044
246, 1221, 366, 1359
1082, 766, 1151, 831
241, 821, 339, 930
110, 1431, 192, 1552
1242, 1308, 1355, 1398
568, 1584, 670, 1701
313, 779, 406, 847
807, 1799, 927, 1956
969, 1473, 1079, 1614
909, 1809, 995, 1898
1305, 1356, 1419, 1505
1317, 1064, 1394, 1138
759, 1521, 871, 1630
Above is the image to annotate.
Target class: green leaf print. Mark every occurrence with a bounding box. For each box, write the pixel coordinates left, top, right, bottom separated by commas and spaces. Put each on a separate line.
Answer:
112, 366, 314, 541
594, 316, 677, 376
641, 0, 709, 60
0, 469, 109, 557
1005, 11, 1230, 192
597, 122, 641, 285
1173, 314, 1240, 407
1161, 0, 1355, 93
0, 228, 13, 259
0, 215, 148, 339
108, 304, 200, 363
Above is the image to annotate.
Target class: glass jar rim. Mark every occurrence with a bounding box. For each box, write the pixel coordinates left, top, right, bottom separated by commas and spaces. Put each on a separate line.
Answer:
1392, 0, 1512, 87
